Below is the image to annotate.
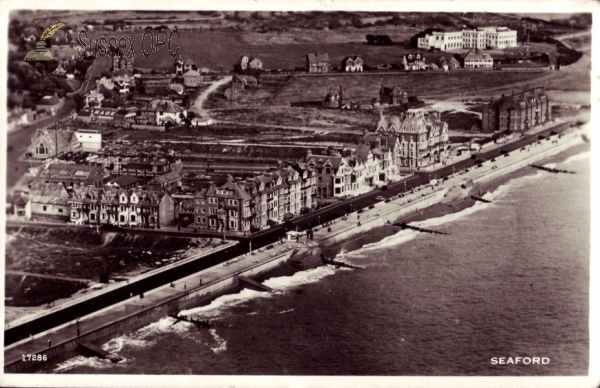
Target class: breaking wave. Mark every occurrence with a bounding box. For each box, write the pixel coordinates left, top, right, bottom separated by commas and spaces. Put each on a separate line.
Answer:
263, 266, 338, 290
209, 329, 227, 353
181, 266, 339, 319
181, 289, 271, 318
54, 355, 122, 373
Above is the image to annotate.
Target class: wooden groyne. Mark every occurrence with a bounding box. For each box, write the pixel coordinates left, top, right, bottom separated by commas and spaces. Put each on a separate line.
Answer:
323, 259, 364, 270
471, 196, 492, 203
531, 165, 576, 174
396, 223, 448, 235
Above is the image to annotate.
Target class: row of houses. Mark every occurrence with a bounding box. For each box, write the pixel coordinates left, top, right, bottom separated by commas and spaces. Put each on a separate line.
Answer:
78, 98, 188, 126
307, 51, 493, 73
8, 182, 176, 228
10, 165, 318, 234
322, 85, 410, 110
302, 110, 450, 198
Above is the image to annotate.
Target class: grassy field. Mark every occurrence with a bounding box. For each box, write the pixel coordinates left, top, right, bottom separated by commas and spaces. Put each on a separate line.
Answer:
128, 30, 440, 71
274, 71, 549, 104
211, 106, 379, 130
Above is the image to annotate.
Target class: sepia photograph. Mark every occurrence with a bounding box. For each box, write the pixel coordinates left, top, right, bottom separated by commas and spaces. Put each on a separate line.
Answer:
1, 0, 597, 387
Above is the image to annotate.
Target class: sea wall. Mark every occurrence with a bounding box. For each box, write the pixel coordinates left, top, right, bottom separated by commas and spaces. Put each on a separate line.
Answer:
472, 133, 583, 187
319, 189, 448, 246
5, 250, 295, 373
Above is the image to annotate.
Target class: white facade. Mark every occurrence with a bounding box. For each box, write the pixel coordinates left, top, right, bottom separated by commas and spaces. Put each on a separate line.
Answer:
418, 26, 517, 50
418, 31, 463, 51
75, 130, 102, 152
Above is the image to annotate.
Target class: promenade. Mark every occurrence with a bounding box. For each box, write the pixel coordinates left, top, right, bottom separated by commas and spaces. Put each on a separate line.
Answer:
5, 121, 586, 372
308, 126, 585, 246
4, 239, 310, 372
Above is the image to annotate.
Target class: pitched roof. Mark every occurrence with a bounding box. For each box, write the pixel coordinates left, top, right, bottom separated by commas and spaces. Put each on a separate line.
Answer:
183, 69, 200, 76
304, 154, 342, 170
461, 48, 493, 61
342, 55, 362, 64
35, 163, 106, 184
29, 182, 69, 204
113, 174, 139, 187
403, 53, 425, 63
31, 129, 75, 154
307, 53, 330, 63
152, 171, 181, 185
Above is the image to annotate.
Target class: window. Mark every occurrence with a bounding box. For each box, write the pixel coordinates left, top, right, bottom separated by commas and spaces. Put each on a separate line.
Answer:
201, 217, 206, 224
90, 213, 95, 220
229, 210, 237, 218
43, 206, 47, 211
228, 199, 238, 206
131, 215, 136, 222
120, 215, 125, 222
209, 208, 217, 215
209, 219, 216, 226
208, 197, 217, 204
58, 208, 63, 213
325, 168, 331, 174
201, 208, 206, 214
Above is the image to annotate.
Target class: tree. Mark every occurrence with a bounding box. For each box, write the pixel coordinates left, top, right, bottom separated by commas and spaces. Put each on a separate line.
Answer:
72, 93, 85, 111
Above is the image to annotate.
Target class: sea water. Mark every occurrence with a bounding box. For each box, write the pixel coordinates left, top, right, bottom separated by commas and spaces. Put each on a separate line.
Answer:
55, 147, 590, 376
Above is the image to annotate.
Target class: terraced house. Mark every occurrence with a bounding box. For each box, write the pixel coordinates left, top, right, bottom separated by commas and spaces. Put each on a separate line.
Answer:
302, 147, 389, 199
68, 186, 175, 227
192, 167, 317, 233
481, 87, 551, 133
375, 111, 450, 169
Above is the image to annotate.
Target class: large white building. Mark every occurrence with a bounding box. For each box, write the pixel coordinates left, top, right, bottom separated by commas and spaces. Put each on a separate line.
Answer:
418, 26, 517, 51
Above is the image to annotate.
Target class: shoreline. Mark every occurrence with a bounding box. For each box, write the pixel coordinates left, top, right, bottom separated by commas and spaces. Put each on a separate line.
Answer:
320, 141, 590, 260
4, 129, 588, 373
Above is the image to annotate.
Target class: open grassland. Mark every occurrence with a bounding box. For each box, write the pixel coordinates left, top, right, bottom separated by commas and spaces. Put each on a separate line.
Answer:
128, 30, 439, 71
211, 106, 380, 130
274, 71, 549, 104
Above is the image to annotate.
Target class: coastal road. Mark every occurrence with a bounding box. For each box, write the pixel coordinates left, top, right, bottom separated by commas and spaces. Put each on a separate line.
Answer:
257, 120, 575, 238
4, 120, 575, 345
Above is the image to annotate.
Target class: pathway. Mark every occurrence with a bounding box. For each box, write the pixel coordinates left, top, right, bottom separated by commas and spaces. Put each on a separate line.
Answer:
192, 76, 232, 118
